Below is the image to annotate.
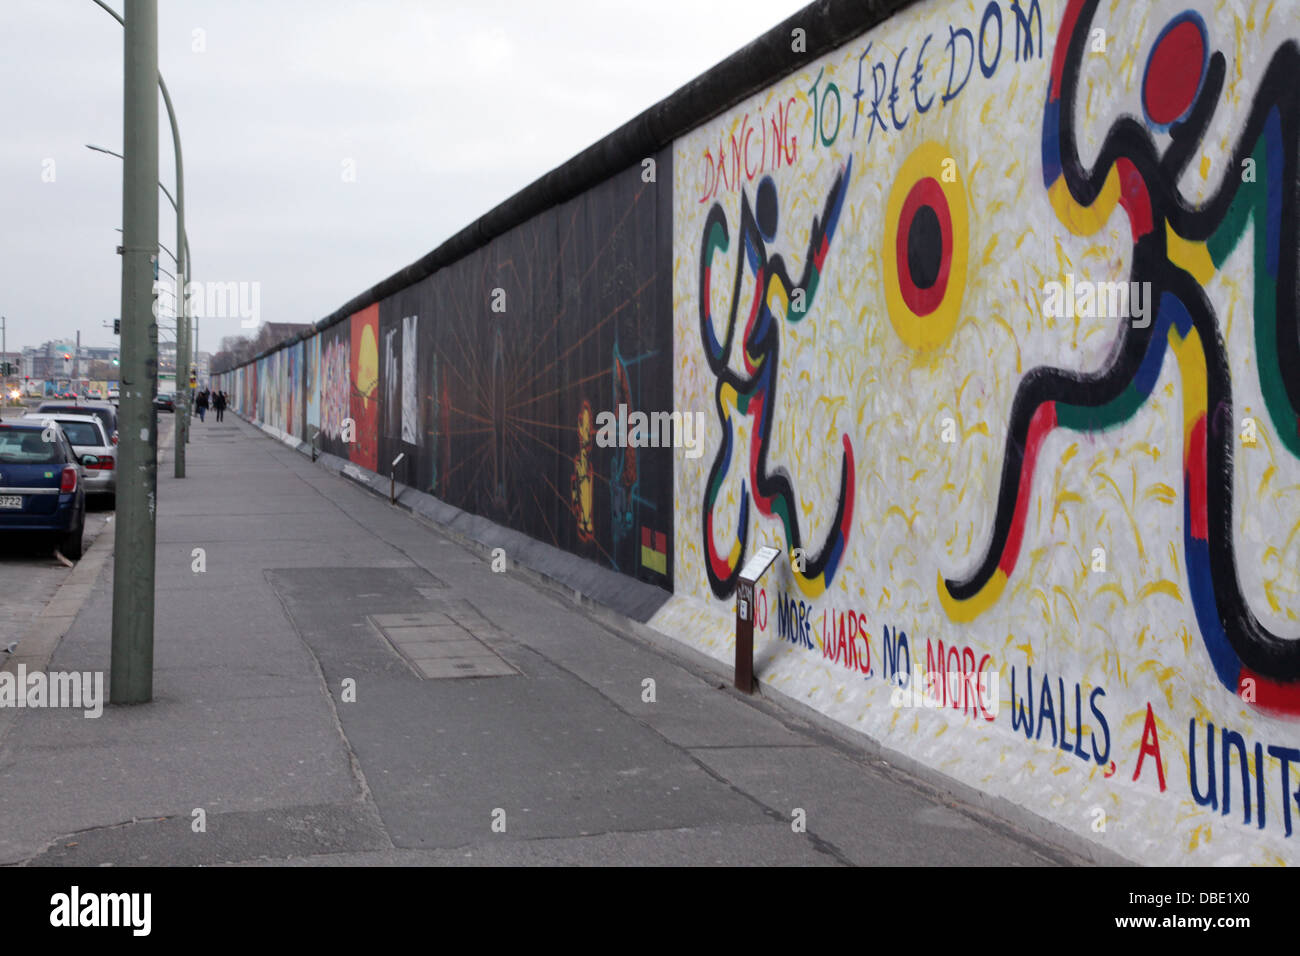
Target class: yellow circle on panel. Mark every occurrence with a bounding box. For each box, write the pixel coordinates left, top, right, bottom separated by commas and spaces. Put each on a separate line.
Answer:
882, 141, 969, 353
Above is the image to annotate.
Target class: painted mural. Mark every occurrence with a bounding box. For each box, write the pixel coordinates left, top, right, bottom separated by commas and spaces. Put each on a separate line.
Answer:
661, 0, 1299, 864
304, 333, 321, 437
319, 319, 351, 454
350, 305, 381, 472
210, 0, 1298, 864
364, 161, 674, 583
217, 157, 675, 587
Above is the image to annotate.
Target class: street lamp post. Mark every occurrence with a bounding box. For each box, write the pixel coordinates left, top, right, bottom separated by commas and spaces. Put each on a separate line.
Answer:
90, 0, 190, 478
111, 0, 158, 704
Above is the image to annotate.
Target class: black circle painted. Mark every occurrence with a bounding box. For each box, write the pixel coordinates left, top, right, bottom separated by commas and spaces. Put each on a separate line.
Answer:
906, 204, 943, 290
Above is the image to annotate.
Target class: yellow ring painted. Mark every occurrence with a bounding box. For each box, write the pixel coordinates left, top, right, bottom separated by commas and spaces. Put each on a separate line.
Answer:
882, 141, 969, 353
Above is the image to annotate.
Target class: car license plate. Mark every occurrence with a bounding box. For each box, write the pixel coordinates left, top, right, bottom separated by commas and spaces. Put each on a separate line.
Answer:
0, 495, 22, 509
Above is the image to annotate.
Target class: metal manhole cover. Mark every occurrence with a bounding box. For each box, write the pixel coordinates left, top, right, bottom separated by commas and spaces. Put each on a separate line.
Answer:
369, 611, 518, 679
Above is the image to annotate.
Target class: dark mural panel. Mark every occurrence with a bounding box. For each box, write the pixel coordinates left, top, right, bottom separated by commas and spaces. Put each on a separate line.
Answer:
350, 150, 673, 587
422, 215, 562, 545
377, 286, 424, 489
553, 150, 673, 584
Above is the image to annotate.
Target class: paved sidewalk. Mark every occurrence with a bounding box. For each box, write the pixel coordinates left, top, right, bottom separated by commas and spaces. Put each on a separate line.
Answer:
0, 415, 1086, 866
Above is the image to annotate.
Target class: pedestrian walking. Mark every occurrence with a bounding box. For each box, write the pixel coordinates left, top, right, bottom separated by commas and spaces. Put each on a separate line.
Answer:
214, 390, 227, 423
196, 388, 209, 423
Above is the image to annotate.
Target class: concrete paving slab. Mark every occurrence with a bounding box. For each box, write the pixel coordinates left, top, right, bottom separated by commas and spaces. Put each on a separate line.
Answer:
413, 657, 519, 679
380, 624, 470, 644
371, 612, 454, 629
687, 745, 1060, 866
29, 802, 390, 867
229, 821, 836, 866
400, 641, 490, 660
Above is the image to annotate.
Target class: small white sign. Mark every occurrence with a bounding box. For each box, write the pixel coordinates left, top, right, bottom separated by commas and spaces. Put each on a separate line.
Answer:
739, 546, 781, 582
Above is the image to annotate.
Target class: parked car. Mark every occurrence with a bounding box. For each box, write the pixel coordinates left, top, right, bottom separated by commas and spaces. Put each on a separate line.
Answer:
36, 400, 118, 446
0, 420, 86, 558
154, 393, 175, 413
107, 387, 120, 405
21, 413, 114, 506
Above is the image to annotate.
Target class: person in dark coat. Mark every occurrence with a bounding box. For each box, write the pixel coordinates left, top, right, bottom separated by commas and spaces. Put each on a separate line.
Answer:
214, 390, 227, 422
195, 388, 209, 422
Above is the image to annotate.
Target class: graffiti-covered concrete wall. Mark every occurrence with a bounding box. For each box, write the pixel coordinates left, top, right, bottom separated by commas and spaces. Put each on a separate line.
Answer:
658, 0, 1300, 864
217, 152, 675, 588
215, 0, 1299, 864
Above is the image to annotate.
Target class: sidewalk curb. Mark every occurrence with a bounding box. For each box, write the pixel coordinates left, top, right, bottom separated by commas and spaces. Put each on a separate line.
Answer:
0, 518, 115, 754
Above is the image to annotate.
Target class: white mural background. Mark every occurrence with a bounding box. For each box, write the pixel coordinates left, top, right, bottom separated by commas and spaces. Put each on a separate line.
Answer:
658, 0, 1300, 864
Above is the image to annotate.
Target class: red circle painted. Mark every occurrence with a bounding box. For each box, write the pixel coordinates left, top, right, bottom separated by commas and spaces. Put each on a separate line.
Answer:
1143, 21, 1204, 125
895, 177, 952, 317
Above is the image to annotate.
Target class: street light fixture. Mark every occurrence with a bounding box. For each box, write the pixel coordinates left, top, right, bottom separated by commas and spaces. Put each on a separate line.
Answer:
89, 0, 193, 480
88, 144, 181, 213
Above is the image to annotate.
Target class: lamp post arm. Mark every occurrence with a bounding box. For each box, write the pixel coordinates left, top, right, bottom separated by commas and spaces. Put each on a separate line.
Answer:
90, 0, 191, 471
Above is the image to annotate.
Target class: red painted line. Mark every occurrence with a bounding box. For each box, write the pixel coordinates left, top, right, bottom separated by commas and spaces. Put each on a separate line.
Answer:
1240, 666, 1300, 716
1116, 157, 1154, 239
1050, 0, 1087, 101
1000, 402, 1058, 576
1187, 415, 1208, 539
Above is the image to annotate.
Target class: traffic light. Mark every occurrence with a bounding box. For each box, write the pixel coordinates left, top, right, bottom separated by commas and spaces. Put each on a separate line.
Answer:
113, 318, 120, 335
112, 357, 120, 366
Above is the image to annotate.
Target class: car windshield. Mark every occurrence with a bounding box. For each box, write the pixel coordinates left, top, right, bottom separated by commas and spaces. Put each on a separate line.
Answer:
0, 429, 63, 464
52, 421, 101, 446
40, 404, 113, 430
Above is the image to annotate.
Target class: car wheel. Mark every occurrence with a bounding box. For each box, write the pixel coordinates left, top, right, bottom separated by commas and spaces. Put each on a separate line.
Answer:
59, 509, 85, 561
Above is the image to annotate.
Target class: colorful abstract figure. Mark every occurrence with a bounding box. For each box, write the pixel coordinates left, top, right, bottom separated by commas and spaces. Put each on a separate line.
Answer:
940, 0, 1300, 715
699, 161, 856, 599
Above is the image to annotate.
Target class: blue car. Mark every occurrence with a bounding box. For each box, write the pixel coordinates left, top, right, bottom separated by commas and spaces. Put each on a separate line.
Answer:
0, 420, 87, 559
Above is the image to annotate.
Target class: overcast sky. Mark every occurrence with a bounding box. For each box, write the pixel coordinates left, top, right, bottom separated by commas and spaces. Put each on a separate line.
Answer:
0, 0, 801, 355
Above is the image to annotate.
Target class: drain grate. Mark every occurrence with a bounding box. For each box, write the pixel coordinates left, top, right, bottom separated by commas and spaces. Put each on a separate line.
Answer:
369, 611, 517, 679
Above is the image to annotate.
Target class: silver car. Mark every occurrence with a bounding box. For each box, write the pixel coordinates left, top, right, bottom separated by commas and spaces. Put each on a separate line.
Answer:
21, 412, 116, 505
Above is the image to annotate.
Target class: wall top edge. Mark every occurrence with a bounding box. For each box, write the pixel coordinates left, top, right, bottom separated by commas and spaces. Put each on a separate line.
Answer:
215, 0, 915, 374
